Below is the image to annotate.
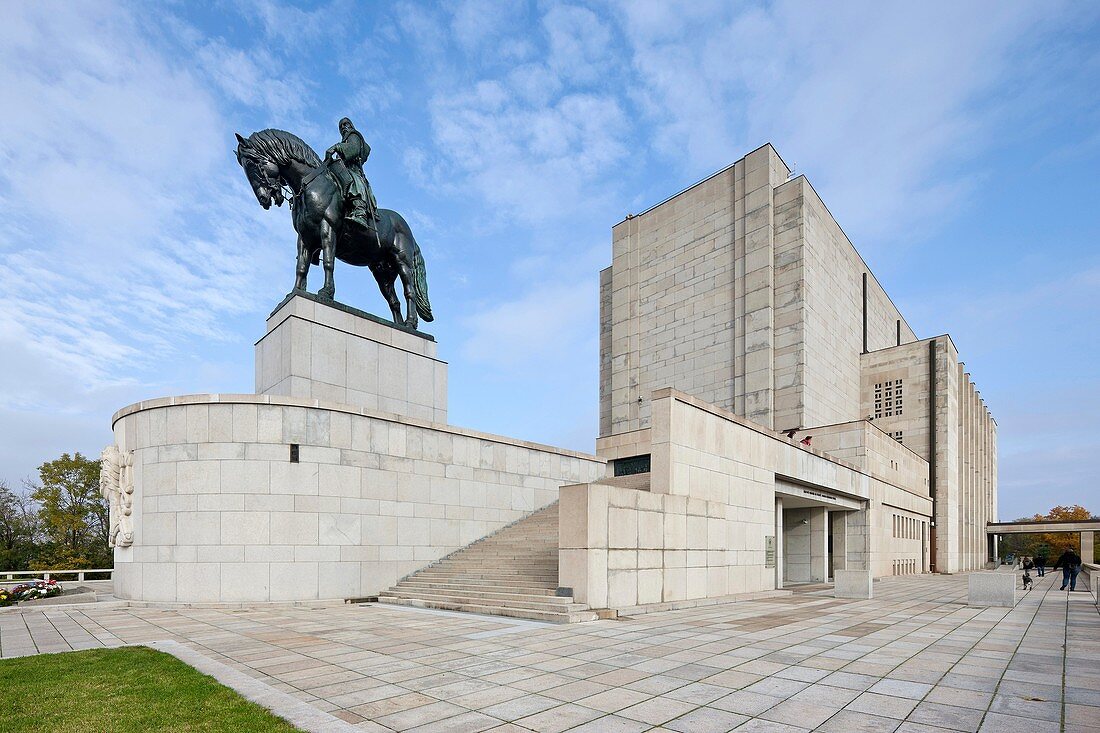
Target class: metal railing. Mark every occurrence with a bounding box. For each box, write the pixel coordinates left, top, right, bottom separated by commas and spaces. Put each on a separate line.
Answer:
1, 569, 113, 583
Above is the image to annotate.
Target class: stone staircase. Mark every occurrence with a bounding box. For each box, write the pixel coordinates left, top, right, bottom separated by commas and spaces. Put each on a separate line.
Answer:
377, 502, 598, 623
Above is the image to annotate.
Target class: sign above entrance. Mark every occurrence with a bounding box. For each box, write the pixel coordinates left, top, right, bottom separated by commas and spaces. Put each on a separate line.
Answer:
775, 479, 862, 510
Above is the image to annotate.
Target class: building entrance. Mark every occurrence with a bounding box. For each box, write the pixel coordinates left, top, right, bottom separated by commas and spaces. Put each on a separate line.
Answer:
774, 480, 864, 588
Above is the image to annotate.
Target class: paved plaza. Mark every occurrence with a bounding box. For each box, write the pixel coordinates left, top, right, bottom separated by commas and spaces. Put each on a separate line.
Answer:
1, 573, 1097, 732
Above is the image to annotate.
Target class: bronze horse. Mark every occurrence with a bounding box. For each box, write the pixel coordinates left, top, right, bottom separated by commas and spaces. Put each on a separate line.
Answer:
235, 129, 433, 328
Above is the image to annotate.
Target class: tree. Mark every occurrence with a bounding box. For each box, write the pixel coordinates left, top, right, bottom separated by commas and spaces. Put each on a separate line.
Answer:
1000, 504, 1098, 563
0, 481, 41, 570
27, 452, 110, 569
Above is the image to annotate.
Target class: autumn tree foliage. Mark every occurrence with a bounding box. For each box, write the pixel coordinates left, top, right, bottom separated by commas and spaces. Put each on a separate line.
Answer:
1000, 504, 1098, 563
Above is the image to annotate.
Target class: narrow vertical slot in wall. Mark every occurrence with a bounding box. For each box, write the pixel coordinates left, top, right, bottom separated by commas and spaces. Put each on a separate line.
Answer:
862, 272, 868, 354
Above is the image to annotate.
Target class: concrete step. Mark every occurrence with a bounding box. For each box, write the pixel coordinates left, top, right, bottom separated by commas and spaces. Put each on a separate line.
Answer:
398, 581, 563, 598
381, 587, 580, 609
378, 501, 597, 623
413, 572, 563, 581
400, 572, 558, 585
376, 595, 598, 624
418, 563, 558, 576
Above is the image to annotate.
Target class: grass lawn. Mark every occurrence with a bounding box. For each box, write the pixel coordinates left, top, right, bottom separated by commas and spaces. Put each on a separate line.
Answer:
0, 646, 302, 732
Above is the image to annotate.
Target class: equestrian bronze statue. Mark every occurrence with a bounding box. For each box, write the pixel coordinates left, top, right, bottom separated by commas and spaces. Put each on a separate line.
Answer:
235, 122, 433, 329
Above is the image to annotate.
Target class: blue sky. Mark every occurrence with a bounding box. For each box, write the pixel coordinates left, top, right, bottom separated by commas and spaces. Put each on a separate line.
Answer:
1, 1, 1098, 521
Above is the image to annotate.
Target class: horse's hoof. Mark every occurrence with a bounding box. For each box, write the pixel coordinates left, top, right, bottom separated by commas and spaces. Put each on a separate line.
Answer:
317, 286, 335, 300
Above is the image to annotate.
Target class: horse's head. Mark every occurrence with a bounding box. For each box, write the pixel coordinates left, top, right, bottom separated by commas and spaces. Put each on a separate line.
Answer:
235, 132, 284, 209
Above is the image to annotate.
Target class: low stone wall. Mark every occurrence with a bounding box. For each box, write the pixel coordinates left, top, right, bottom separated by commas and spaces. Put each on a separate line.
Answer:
571, 389, 936, 612
834, 569, 872, 598
967, 572, 1016, 607
559, 483, 742, 609
111, 394, 605, 604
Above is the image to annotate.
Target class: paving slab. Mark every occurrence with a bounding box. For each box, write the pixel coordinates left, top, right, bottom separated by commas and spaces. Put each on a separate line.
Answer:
0, 572, 1097, 731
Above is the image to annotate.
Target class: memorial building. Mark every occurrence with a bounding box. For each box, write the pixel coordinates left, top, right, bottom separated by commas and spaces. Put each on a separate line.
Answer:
105, 137, 997, 620
564, 143, 996, 610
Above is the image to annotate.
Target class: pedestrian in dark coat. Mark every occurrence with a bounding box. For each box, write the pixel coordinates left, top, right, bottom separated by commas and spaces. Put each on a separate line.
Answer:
1053, 548, 1082, 591
1034, 554, 1047, 577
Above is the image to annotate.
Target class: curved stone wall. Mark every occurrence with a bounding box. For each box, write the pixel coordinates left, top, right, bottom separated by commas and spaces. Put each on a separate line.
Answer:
111, 394, 605, 604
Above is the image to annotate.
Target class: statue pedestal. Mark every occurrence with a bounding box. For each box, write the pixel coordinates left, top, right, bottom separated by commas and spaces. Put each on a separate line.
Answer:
255, 292, 447, 423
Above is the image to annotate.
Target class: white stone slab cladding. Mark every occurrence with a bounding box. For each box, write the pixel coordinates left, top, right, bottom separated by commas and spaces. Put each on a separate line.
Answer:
110, 394, 604, 603
560, 390, 931, 609
599, 145, 917, 437
967, 572, 1016, 607
597, 143, 996, 579
861, 338, 997, 573
834, 569, 873, 599
256, 295, 448, 424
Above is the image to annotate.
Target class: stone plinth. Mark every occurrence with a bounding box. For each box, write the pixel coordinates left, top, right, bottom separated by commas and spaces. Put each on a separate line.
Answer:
256, 292, 447, 423
968, 572, 1016, 607
834, 569, 873, 599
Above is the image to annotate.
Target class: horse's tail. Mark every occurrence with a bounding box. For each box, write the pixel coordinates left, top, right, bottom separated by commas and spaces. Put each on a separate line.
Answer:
412, 243, 434, 323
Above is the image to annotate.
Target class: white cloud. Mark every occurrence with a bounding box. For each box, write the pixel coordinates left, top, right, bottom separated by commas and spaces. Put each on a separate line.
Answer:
428, 84, 630, 225
460, 279, 597, 369
542, 5, 614, 86
614, 1, 1073, 244
233, 0, 346, 49
898, 265, 1100, 519
448, 0, 530, 56
0, 3, 284, 420
391, 3, 633, 227
195, 40, 314, 121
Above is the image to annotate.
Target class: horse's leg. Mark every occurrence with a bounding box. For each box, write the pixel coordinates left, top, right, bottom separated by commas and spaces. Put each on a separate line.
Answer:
317, 220, 336, 300
294, 234, 309, 292
397, 262, 418, 330
373, 269, 403, 323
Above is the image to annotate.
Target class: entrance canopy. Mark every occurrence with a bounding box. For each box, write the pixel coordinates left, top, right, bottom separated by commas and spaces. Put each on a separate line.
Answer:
775, 478, 863, 511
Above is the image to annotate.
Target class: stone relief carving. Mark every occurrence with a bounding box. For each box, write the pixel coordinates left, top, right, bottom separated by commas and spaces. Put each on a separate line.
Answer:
100, 445, 135, 548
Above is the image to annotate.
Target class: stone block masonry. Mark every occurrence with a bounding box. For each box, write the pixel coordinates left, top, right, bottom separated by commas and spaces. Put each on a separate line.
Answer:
110, 394, 605, 604
597, 141, 996, 584
256, 293, 448, 423
111, 291, 610, 606
834, 569, 873, 598
110, 391, 602, 603
562, 389, 932, 610
968, 572, 1016, 607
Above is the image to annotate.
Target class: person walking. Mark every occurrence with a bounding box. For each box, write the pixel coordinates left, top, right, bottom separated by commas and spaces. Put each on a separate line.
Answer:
1035, 553, 1047, 577
1022, 555, 1034, 573
1052, 547, 1082, 591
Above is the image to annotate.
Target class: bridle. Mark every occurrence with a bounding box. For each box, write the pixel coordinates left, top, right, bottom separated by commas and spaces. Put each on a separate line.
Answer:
241, 149, 334, 212
265, 161, 329, 211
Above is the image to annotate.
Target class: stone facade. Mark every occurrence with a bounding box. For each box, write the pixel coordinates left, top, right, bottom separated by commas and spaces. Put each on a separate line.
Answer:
599, 146, 918, 436
860, 337, 997, 572
110, 393, 604, 603
596, 143, 996, 589
112, 294, 606, 605
561, 390, 932, 609
256, 293, 448, 423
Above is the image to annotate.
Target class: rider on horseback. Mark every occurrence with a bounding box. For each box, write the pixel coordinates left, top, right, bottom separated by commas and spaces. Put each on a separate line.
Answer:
325, 117, 378, 229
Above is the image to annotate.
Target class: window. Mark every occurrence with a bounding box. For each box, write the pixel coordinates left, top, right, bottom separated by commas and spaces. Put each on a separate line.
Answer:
613, 454, 651, 476
891, 430, 904, 443
874, 379, 904, 418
